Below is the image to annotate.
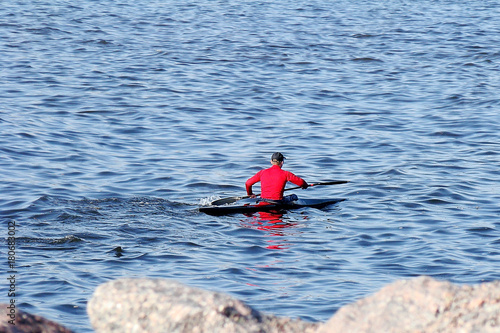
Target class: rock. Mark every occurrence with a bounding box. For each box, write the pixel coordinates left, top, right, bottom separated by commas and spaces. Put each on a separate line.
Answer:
0, 304, 74, 333
317, 276, 500, 333
87, 278, 320, 333
4, 276, 499, 333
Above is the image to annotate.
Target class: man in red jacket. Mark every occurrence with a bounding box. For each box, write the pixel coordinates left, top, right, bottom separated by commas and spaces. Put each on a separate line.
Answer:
246, 152, 308, 202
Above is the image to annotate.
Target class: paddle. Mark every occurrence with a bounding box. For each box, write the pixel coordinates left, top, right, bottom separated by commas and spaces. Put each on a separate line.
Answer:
210, 180, 350, 206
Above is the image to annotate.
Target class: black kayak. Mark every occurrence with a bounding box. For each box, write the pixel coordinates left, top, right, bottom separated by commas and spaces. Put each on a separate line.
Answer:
199, 198, 345, 216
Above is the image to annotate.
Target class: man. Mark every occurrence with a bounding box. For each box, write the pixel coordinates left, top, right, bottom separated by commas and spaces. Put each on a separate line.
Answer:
245, 152, 308, 202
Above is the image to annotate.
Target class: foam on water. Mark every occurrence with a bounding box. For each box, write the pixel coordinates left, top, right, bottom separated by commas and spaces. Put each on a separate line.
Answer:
199, 195, 223, 206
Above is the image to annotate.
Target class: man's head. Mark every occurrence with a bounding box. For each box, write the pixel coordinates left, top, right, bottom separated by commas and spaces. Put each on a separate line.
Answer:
271, 152, 285, 165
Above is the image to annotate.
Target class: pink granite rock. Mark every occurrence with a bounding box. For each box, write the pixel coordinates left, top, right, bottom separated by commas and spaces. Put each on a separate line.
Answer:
5, 276, 499, 333
317, 276, 500, 333
87, 278, 319, 333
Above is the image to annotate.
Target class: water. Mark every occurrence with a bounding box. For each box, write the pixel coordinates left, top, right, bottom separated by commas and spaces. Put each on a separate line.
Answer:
1, 0, 500, 331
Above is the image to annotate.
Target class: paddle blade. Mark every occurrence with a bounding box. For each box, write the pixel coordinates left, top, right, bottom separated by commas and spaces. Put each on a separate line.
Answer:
210, 196, 246, 206
310, 180, 350, 186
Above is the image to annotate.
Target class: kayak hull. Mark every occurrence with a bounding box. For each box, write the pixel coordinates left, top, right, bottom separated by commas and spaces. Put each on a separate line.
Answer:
199, 198, 345, 216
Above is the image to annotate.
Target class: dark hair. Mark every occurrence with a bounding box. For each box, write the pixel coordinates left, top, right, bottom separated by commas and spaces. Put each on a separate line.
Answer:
271, 152, 285, 162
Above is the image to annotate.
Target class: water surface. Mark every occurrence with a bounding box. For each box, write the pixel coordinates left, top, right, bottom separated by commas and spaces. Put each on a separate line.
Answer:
1, 1, 499, 332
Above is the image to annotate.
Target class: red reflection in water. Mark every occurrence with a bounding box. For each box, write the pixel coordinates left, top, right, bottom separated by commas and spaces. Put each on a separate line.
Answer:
240, 210, 305, 250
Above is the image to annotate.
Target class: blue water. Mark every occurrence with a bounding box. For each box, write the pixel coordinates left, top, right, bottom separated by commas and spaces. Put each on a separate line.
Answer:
1, 1, 500, 332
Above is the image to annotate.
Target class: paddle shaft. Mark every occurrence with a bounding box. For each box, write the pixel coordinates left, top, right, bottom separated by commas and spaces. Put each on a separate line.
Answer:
240, 183, 299, 201
210, 180, 349, 206
278, 180, 350, 193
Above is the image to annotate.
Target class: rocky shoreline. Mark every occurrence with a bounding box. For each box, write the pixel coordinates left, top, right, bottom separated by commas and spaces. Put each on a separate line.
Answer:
2, 276, 499, 332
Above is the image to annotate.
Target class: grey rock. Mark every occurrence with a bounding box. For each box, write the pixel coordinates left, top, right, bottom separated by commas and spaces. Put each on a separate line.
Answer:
4, 276, 499, 332
87, 278, 320, 333
0, 304, 74, 333
317, 276, 500, 333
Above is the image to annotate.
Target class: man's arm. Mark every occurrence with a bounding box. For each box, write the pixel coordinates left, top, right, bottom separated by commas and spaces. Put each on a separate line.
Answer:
287, 172, 308, 189
245, 171, 261, 195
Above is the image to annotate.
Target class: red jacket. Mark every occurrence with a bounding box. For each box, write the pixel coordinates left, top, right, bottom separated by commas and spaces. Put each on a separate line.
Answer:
246, 165, 308, 200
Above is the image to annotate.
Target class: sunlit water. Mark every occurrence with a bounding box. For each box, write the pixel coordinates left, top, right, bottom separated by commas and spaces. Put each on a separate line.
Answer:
1, 1, 500, 332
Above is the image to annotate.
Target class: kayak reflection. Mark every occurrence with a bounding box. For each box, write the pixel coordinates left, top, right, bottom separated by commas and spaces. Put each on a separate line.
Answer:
240, 210, 304, 250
